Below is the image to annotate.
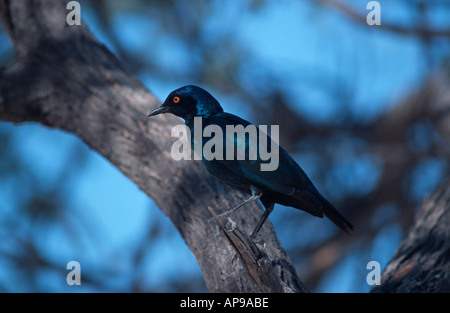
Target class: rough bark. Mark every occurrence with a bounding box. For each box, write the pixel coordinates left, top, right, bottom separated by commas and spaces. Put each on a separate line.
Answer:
0, 0, 307, 292
372, 180, 450, 293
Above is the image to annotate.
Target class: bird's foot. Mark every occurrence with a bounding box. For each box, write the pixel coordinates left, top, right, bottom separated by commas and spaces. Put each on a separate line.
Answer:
252, 238, 266, 252
208, 206, 237, 236
225, 217, 237, 232
210, 216, 237, 233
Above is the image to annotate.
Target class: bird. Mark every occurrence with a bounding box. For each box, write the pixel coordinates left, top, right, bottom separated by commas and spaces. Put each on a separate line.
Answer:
148, 85, 353, 238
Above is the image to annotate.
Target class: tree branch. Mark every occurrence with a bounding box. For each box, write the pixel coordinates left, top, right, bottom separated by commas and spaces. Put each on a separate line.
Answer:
372, 179, 450, 292
0, 0, 307, 292
319, 0, 450, 38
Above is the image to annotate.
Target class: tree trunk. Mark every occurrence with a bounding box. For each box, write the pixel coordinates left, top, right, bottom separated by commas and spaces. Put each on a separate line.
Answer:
372, 180, 450, 293
0, 0, 306, 292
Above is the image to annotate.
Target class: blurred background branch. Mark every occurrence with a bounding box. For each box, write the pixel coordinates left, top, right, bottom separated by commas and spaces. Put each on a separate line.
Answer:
319, 0, 450, 37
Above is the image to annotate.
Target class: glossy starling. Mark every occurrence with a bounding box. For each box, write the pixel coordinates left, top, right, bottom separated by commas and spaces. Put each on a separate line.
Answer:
148, 85, 353, 238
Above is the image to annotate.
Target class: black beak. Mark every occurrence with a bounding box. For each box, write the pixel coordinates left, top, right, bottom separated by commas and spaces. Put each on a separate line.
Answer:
147, 105, 169, 117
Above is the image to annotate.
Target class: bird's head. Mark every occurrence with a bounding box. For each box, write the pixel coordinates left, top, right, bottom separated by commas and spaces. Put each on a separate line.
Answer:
148, 85, 224, 123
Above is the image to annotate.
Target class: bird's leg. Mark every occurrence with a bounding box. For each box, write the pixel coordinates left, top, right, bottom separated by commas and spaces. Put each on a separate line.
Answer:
216, 186, 262, 218
216, 194, 260, 218
250, 203, 274, 239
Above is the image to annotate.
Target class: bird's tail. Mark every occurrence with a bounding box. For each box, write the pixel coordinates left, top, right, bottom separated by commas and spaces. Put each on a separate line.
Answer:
289, 188, 353, 234
316, 192, 353, 234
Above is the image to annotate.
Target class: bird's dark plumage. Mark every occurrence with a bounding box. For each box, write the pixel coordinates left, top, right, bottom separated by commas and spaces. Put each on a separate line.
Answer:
148, 85, 353, 237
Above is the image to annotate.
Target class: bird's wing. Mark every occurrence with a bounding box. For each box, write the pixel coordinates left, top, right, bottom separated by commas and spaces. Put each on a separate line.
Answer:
204, 113, 309, 195
202, 113, 353, 232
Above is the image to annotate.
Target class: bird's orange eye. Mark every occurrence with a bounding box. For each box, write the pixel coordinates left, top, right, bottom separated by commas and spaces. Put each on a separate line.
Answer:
173, 96, 180, 103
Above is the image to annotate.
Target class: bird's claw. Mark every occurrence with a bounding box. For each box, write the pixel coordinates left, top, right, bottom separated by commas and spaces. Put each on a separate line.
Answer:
225, 217, 237, 232
253, 238, 266, 252
208, 206, 237, 234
